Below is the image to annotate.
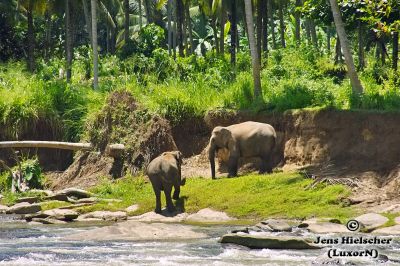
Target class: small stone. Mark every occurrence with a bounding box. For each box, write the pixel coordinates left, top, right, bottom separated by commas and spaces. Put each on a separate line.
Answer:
355, 213, 389, 231
231, 227, 249, 234
7, 202, 41, 214
186, 208, 234, 223
44, 193, 69, 202
58, 188, 93, 199
125, 204, 139, 213
0, 204, 9, 213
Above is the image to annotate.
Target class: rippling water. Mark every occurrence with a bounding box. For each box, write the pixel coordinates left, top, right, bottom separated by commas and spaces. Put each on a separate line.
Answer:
0, 215, 399, 265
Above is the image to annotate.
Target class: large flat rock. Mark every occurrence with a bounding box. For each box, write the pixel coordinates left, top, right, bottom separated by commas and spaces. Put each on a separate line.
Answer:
373, 225, 400, 235
65, 221, 207, 241
77, 211, 127, 221
355, 213, 389, 231
6, 202, 41, 214
307, 222, 348, 234
220, 233, 321, 249
43, 209, 79, 221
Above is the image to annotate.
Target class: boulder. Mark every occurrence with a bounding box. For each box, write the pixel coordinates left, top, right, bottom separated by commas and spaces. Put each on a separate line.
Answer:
58, 188, 93, 199
30, 189, 54, 197
186, 208, 234, 223
128, 211, 188, 223
43, 209, 79, 221
6, 202, 41, 214
32, 218, 67, 225
355, 213, 389, 231
255, 223, 273, 232
0, 204, 9, 213
77, 211, 127, 222
220, 233, 321, 249
64, 221, 207, 241
382, 204, 400, 214
372, 225, 400, 235
306, 222, 348, 234
125, 204, 139, 213
231, 227, 249, 234
260, 219, 292, 232
24, 212, 50, 221
299, 218, 341, 228
16, 196, 39, 204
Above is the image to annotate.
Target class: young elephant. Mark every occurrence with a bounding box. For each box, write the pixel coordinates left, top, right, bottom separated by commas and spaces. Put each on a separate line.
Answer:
146, 151, 185, 213
208, 121, 276, 179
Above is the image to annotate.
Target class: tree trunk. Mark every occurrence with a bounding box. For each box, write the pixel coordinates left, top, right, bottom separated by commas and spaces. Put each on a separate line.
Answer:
230, 0, 237, 65
167, 0, 172, 55
244, 0, 262, 98
173, 0, 177, 59
186, 3, 194, 54
220, 6, 226, 55
139, 0, 143, 29
357, 20, 365, 70
182, 1, 188, 55
278, 1, 285, 48
327, 25, 331, 54
176, 0, 184, 57
65, 0, 73, 82
334, 36, 343, 64
27, 0, 35, 72
82, 0, 93, 44
305, 19, 311, 44
256, 0, 262, 64
211, 17, 219, 54
262, 0, 268, 53
144, 0, 152, 24
268, 0, 276, 49
329, 0, 363, 94
91, 0, 99, 90
124, 0, 129, 44
310, 20, 318, 48
393, 31, 399, 70
294, 0, 301, 45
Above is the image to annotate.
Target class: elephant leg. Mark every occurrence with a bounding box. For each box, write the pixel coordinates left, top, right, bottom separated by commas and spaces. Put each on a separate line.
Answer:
260, 153, 273, 174
164, 185, 176, 213
172, 184, 180, 200
151, 181, 162, 213
227, 156, 239, 177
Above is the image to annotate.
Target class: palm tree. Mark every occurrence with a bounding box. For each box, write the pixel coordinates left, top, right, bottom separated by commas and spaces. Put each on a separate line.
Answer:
244, 0, 262, 98
328, 0, 363, 94
91, 0, 99, 89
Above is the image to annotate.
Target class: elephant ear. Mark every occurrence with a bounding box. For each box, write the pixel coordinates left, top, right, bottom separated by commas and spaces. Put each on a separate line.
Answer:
172, 151, 183, 165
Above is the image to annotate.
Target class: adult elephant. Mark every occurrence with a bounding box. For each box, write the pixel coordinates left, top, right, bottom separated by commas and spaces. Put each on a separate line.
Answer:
208, 121, 276, 179
146, 151, 185, 213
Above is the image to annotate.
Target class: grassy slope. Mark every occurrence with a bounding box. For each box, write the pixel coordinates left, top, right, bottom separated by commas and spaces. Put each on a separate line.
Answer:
84, 172, 354, 221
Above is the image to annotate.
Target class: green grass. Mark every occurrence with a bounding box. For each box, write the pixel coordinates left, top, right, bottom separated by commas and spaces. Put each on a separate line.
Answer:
380, 212, 400, 228
40, 200, 72, 211
84, 172, 354, 221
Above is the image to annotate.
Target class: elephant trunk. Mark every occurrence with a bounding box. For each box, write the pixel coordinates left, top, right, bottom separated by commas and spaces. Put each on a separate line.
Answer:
208, 141, 216, 179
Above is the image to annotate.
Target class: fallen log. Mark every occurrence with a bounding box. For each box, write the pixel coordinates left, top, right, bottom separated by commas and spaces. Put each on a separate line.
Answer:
0, 141, 125, 157
0, 141, 93, 151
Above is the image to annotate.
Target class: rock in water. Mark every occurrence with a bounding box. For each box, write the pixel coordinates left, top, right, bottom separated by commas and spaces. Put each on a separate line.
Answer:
355, 213, 389, 231
43, 209, 79, 221
6, 202, 41, 214
64, 221, 207, 241
306, 222, 348, 234
220, 234, 321, 249
260, 219, 292, 232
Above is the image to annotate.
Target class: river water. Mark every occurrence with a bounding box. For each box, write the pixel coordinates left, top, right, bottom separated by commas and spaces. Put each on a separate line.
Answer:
0, 215, 399, 266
